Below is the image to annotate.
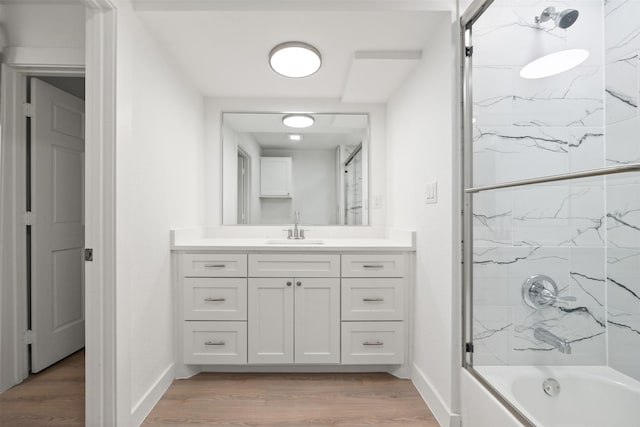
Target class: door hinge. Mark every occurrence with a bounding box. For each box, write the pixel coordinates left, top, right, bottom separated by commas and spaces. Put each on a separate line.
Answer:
465, 342, 474, 353
23, 102, 34, 118
23, 211, 34, 226
465, 46, 474, 57
84, 248, 94, 262
24, 330, 34, 345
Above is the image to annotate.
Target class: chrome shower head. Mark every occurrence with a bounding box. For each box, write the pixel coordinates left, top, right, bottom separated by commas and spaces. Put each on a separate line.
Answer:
536, 6, 580, 29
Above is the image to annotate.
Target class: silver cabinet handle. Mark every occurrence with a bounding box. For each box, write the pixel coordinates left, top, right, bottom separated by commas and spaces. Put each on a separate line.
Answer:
286, 281, 292, 286
363, 297, 384, 302
296, 281, 302, 287
363, 341, 384, 346
204, 297, 226, 302
363, 264, 384, 269
204, 264, 226, 268
204, 340, 225, 346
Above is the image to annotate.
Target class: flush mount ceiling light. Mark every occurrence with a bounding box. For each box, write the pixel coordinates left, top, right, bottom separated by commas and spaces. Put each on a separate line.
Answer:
520, 49, 589, 79
288, 134, 302, 142
282, 114, 314, 128
269, 41, 322, 78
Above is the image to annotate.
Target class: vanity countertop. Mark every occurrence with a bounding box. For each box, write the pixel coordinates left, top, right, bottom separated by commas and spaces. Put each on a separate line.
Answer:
171, 229, 416, 252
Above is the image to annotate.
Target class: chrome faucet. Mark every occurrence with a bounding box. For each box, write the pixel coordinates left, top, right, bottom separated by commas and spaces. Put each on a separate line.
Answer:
284, 211, 305, 239
534, 327, 572, 354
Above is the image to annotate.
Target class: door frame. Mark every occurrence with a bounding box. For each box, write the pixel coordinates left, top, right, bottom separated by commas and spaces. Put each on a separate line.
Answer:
237, 147, 250, 224
0, 1, 116, 426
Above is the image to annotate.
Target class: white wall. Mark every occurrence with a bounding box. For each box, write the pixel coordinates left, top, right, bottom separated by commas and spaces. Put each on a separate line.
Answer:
114, 2, 204, 424
0, 3, 85, 66
386, 13, 460, 427
0, 3, 84, 48
262, 148, 336, 225
205, 98, 386, 231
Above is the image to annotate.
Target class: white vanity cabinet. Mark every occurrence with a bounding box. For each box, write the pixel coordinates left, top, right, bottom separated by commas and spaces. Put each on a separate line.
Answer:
340, 254, 406, 364
175, 247, 410, 371
181, 253, 249, 365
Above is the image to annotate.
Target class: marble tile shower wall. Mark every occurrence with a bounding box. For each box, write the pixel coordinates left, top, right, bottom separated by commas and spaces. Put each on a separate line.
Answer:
471, 0, 640, 378
471, 1, 608, 366
605, 0, 640, 381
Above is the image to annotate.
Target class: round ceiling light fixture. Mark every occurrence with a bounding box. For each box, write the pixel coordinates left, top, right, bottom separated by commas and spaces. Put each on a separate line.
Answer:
520, 49, 589, 79
282, 114, 315, 128
269, 41, 322, 78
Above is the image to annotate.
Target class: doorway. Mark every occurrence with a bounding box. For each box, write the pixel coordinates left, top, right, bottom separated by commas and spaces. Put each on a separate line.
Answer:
237, 148, 250, 224
0, 75, 86, 425
27, 76, 86, 374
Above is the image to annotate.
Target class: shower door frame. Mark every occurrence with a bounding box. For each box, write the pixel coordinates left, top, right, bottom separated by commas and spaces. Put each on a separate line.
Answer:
459, 3, 536, 425
460, 0, 640, 425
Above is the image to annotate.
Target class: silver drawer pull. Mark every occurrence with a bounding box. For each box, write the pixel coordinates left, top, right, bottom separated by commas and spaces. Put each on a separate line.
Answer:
362, 264, 384, 269
204, 297, 226, 302
363, 341, 384, 346
204, 340, 226, 346
363, 297, 384, 302
204, 264, 226, 268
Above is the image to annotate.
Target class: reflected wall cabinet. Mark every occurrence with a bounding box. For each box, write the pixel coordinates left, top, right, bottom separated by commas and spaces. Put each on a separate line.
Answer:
260, 157, 292, 197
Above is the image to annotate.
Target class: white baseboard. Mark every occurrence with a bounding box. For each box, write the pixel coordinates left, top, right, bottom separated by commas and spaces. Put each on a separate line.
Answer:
131, 363, 175, 426
412, 363, 461, 427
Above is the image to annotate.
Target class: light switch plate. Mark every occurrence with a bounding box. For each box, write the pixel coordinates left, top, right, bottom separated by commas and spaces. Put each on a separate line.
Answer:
373, 194, 382, 209
426, 181, 438, 204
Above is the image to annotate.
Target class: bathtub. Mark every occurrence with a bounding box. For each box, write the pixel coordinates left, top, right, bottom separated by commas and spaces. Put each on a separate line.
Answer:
475, 365, 640, 427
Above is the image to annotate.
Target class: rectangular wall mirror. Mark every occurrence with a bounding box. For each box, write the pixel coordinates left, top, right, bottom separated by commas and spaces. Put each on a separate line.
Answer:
222, 112, 369, 226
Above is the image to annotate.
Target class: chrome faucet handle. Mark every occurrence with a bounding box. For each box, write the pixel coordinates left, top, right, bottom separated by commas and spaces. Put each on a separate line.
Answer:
282, 229, 293, 239
541, 289, 576, 304
299, 229, 306, 239
523, 274, 575, 310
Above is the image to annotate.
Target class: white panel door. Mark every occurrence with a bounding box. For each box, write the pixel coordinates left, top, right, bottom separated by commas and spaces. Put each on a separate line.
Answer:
248, 278, 294, 363
30, 78, 85, 373
294, 278, 340, 364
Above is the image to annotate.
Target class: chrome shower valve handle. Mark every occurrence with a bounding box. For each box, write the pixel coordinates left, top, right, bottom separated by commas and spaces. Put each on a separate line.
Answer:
522, 274, 575, 310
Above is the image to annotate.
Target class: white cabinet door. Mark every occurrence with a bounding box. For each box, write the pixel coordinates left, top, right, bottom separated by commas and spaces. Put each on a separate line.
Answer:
248, 278, 294, 363
260, 157, 292, 197
294, 278, 340, 364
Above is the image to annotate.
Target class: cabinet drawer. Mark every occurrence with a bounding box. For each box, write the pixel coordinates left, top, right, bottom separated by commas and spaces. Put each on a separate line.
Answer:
342, 278, 404, 321
183, 321, 247, 364
341, 322, 404, 365
248, 254, 340, 277
341, 254, 405, 278
183, 253, 247, 277
183, 278, 247, 321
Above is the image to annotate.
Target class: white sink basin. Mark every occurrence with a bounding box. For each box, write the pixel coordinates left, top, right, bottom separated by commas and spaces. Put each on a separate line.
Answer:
265, 239, 324, 245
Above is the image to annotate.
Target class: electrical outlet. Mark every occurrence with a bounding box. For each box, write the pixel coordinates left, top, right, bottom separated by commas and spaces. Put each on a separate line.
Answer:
426, 181, 438, 204
373, 194, 382, 209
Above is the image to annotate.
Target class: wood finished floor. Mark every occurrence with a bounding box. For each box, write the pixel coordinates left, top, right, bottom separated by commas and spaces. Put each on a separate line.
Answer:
144, 372, 439, 427
0, 350, 85, 426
